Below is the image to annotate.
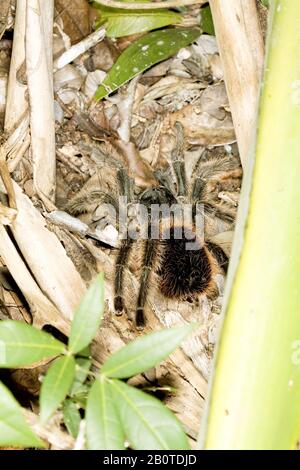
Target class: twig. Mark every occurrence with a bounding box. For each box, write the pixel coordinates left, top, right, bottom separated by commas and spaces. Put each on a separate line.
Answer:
5, 0, 27, 133
54, 27, 106, 71
0, 119, 22, 217
209, 0, 264, 168
26, 0, 56, 201
94, 0, 205, 9
0, 223, 68, 333
11, 183, 86, 322
0, 160, 16, 211
4, 1, 30, 191
0, 202, 17, 225
41, 0, 54, 88
24, 409, 75, 450
116, 75, 141, 142
4, 112, 30, 173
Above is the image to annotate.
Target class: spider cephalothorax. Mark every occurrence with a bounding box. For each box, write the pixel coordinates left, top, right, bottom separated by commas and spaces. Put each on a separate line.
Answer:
67, 123, 241, 327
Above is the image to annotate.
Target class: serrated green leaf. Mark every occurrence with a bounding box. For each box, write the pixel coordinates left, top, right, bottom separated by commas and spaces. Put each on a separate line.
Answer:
95, 6, 181, 38
0, 381, 44, 448
95, 27, 201, 100
70, 357, 92, 396
200, 5, 215, 35
0, 320, 66, 368
63, 399, 81, 438
40, 355, 76, 424
101, 324, 196, 378
111, 380, 190, 450
86, 377, 125, 450
68, 273, 104, 354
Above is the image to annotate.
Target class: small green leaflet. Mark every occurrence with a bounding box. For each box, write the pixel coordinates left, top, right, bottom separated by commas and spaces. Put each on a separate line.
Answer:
40, 355, 76, 424
70, 357, 92, 396
101, 323, 197, 378
95, 27, 201, 100
200, 5, 215, 35
94, 5, 181, 38
63, 399, 81, 438
0, 381, 43, 448
111, 380, 190, 450
0, 320, 65, 368
68, 273, 104, 354
70, 384, 90, 408
86, 378, 125, 450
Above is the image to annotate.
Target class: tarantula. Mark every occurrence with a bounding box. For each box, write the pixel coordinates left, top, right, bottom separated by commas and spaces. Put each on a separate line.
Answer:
67, 123, 240, 327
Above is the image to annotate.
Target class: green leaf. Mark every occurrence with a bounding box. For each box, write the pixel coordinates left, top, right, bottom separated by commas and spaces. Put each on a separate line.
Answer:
95, 27, 201, 100
63, 399, 81, 438
111, 380, 190, 450
200, 5, 215, 35
0, 320, 66, 368
40, 355, 76, 424
95, 6, 181, 38
70, 357, 92, 396
71, 384, 90, 407
86, 377, 125, 450
0, 381, 44, 448
76, 345, 91, 358
101, 324, 196, 378
68, 273, 104, 354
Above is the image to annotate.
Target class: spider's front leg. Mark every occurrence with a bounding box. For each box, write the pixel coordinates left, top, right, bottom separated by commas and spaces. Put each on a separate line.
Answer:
169, 122, 187, 199
190, 152, 241, 267
190, 152, 241, 204
114, 238, 134, 314
135, 238, 158, 328
113, 161, 137, 317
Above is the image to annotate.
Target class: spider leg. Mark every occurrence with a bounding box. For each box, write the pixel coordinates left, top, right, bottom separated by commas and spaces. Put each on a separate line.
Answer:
136, 239, 158, 327
79, 142, 127, 172
116, 167, 134, 203
67, 140, 135, 216
204, 202, 235, 225
85, 140, 136, 204
191, 155, 240, 272
113, 161, 136, 314
170, 122, 187, 198
114, 238, 134, 313
66, 189, 118, 216
153, 169, 177, 200
191, 154, 241, 202
206, 241, 229, 272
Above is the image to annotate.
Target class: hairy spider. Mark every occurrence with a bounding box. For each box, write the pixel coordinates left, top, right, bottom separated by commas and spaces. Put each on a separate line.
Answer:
67, 123, 240, 327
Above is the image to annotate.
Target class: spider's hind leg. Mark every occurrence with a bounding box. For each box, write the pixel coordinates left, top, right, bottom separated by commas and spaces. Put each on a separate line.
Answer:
206, 241, 229, 273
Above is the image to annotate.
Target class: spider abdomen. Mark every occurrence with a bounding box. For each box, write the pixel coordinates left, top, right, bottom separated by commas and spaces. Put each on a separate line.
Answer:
157, 226, 216, 300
